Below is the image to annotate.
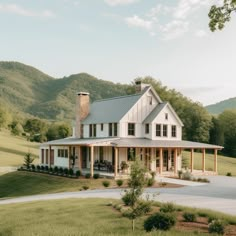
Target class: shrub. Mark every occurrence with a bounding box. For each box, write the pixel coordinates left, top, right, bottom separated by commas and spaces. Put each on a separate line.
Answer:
122, 191, 133, 206
85, 173, 91, 179
76, 170, 81, 177
69, 168, 74, 176
144, 212, 176, 231
54, 166, 58, 173
160, 202, 176, 213
59, 167, 63, 174
31, 164, 35, 171
45, 166, 49, 172
36, 165, 40, 171
178, 170, 183, 179
40, 165, 45, 171
49, 167, 53, 172
226, 172, 232, 176
102, 180, 110, 187
63, 168, 69, 175
208, 220, 225, 235
182, 171, 192, 180
208, 216, 218, 224
93, 173, 100, 179
82, 185, 89, 190
150, 171, 156, 179
116, 179, 123, 187
183, 212, 197, 222
147, 178, 155, 187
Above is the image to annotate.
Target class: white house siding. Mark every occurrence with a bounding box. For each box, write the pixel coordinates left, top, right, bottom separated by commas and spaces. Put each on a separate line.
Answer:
118, 148, 127, 169
53, 146, 69, 168
151, 105, 182, 140
120, 90, 159, 138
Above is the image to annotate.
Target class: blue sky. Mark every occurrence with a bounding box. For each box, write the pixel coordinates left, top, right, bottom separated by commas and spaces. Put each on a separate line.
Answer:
0, 0, 235, 105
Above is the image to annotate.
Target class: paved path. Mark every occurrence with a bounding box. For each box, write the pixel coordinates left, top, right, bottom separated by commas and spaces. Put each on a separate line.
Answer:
1, 176, 236, 216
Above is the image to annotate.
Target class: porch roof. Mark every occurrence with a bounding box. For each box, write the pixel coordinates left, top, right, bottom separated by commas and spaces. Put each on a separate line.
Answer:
111, 138, 223, 150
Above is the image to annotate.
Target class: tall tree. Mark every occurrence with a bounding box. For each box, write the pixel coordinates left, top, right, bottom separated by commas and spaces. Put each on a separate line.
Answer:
209, 0, 236, 31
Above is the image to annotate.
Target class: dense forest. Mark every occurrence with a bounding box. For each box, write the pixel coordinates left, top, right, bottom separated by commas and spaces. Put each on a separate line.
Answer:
0, 62, 235, 157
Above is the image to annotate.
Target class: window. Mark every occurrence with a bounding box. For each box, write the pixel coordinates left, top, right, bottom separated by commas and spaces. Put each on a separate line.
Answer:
165, 113, 168, 120
163, 124, 168, 137
57, 149, 68, 158
127, 148, 136, 161
128, 123, 135, 136
145, 124, 149, 134
171, 125, 176, 137
156, 124, 161, 137
114, 123, 118, 137
101, 123, 103, 131
89, 124, 93, 137
109, 123, 112, 136
93, 124, 96, 137
149, 96, 152, 105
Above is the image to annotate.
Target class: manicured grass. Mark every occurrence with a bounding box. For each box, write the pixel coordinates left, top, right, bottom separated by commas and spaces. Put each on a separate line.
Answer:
0, 198, 211, 236
0, 171, 117, 198
0, 129, 39, 166
183, 151, 236, 176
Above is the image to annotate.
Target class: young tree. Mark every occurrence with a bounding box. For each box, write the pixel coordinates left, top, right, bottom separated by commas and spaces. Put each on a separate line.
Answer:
24, 152, 35, 169
122, 160, 152, 231
209, 0, 236, 31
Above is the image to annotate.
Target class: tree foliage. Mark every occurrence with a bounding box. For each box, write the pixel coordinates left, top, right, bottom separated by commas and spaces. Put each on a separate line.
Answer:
24, 152, 35, 169
209, 0, 236, 31
46, 122, 72, 141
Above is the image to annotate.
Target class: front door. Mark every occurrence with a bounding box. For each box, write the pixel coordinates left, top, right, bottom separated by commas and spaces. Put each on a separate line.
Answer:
81, 146, 87, 168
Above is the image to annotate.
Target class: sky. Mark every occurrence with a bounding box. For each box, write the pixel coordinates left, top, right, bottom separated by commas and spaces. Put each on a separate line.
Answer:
0, 0, 235, 106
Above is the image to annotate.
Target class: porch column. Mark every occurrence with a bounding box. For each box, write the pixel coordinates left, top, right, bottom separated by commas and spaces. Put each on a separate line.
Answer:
202, 148, 205, 172
90, 146, 94, 177
174, 148, 178, 174
49, 145, 51, 167
214, 149, 218, 173
190, 149, 194, 172
77, 146, 82, 170
114, 147, 118, 177
159, 148, 163, 174
68, 146, 71, 169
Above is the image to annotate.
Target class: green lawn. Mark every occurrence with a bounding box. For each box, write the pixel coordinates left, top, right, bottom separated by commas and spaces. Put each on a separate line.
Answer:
0, 129, 39, 166
183, 151, 236, 176
0, 171, 118, 198
0, 198, 211, 236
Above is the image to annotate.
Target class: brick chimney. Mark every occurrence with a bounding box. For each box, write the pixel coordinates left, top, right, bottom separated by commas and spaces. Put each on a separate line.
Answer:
135, 80, 150, 93
75, 92, 90, 138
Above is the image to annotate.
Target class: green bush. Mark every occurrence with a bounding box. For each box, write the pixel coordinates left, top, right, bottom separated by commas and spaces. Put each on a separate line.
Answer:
183, 212, 197, 222
116, 179, 123, 187
36, 165, 40, 171
45, 166, 49, 172
226, 172, 232, 176
69, 168, 74, 176
93, 173, 100, 179
147, 178, 155, 187
40, 166, 45, 171
54, 166, 58, 173
144, 212, 176, 231
122, 191, 133, 206
182, 171, 192, 180
63, 168, 69, 175
160, 202, 176, 213
31, 164, 35, 170
178, 170, 183, 179
76, 170, 81, 177
82, 185, 89, 190
102, 180, 110, 187
59, 167, 63, 174
49, 167, 53, 172
85, 173, 91, 179
208, 216, 217, 224
208, 220, 225, 235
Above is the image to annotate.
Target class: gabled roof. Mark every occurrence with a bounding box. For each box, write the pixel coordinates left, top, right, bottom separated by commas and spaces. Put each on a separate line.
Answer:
143, 102, 184, 126
82, 92, 143, 124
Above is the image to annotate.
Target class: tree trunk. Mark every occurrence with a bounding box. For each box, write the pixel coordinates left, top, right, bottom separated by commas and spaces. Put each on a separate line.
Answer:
132, 219, 135, 231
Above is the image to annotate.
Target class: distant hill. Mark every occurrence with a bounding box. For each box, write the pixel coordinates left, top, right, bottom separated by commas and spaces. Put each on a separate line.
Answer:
206, 97, 236, 115
0, 62, 130, 120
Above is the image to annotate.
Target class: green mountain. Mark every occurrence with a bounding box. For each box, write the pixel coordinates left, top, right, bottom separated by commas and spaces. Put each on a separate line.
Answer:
0, 61, 129, 120
206, 97, 236, 115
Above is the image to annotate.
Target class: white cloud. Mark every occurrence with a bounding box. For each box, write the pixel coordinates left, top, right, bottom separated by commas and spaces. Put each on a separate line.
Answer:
104, 0, 139, 6
195, 29, 207, 37
0, 4, 55, 18
125, 15, 152, 30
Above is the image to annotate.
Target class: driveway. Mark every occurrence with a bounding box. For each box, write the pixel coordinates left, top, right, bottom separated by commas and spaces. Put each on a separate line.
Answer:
0, 176, 236, 216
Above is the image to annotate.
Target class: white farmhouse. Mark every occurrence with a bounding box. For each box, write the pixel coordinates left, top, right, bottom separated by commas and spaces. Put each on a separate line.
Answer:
40, 81, 222, 177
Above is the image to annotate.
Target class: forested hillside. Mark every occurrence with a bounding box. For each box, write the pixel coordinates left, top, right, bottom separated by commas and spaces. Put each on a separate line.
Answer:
0, 61, 235, 157
206, 97, 236, 115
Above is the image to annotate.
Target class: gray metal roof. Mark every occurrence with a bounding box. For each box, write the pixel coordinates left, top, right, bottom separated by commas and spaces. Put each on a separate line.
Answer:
111, 138, 223, 149
82, 93, 143, 124
143, 102, 167, 124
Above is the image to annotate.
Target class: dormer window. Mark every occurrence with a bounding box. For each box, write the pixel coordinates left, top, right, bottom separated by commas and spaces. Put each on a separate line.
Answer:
163, 124, 168, 137
101, 123, 103, 131
128, 123, 135, 136
165, 113, 168, 120
145, 124, 149, 134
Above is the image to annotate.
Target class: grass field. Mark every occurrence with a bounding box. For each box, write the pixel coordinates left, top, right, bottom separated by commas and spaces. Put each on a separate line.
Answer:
0, 198, 223, 236
183, 151, 236, 176
0, 129, 39, 166
0, 171, 118, 198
